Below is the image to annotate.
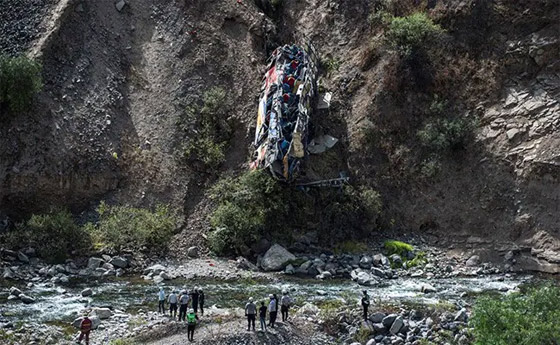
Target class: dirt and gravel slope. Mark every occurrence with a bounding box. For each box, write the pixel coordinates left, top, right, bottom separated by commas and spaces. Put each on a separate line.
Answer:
0, 0, 558, 271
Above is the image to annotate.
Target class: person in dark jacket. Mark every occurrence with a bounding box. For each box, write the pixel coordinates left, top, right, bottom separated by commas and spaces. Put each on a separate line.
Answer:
78, 314, 93, 345
259, 301, 267, 331
191, 288, 200, 314
199, 289, 205, 315
268, 294, 277, 328
361, 290, 370, 321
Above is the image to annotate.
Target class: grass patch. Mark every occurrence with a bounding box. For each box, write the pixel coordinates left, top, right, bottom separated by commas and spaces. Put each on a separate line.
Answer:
321, 57, 341, 76
85, 201, 178, 253
384, 240, 413, 256
470, 284, 560, 345
0, 55, 42, 114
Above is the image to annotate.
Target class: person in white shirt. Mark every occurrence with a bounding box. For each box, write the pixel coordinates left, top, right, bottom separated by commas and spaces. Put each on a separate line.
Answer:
267, 294, 277, 328
168, 290, 178, 318
158, 287, 166, 314
280, 290, 292, 322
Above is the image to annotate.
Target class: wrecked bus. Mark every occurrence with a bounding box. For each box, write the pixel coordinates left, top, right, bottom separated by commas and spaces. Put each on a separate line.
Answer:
250, 44, 318, 182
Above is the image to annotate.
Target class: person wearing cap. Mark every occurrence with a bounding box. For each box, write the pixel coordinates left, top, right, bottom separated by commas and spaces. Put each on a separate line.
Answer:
179, 290, 190, 321
267, 294, 277, 328
199, 288, 205, 315
168, 290, 178, 318
158, 287, 166, 314
77, 313, 93, 345
245, 297, 257, 331
280, 290, 292, 322
191, 287, 200, 314
186, 308, 198, 341
361, 290, 370, 321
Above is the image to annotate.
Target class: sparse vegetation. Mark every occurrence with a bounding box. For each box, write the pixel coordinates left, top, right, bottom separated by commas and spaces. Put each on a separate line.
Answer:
180, 87, 232, 169
208, 170, 284, 255
1, 209, 90, 263
321, 57, 341, 76
386, 13, 444, 57
85, 201, 178, 252
384, 240, 413, 256
470, 284, 560, 345
417, 116, 476, 152
419, 157, 441, 178
0, 55, 42, 114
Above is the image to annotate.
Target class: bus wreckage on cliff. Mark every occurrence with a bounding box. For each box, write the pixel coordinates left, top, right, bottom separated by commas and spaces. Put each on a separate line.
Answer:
250, 44, 321, 182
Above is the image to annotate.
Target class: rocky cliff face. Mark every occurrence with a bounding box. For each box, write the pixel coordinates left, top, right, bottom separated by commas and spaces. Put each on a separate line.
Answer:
0, 0, 558, 272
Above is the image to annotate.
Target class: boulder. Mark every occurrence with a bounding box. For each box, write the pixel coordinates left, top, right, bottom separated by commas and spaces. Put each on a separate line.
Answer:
17, 251, 29, 263
425, 317, 434, 328
371, 267, 385, 278
372, 322, 386, 333
87, 258, 103, 270
389, 316, 404, 334
382, 314, 398, 328
115, 0, 126, 12
389, 254, 402, 267
370, 312, 385, 323
297, 303, 319, 316
466, 255, 480, 267
187, 246, 199, 258
81, 288, 93, 297
19, 294, 35, 304
145, 264, 165, 275
109, 256, 128, 268
159, 272, 172, 280
356, 271, 376, 286
318, 271, 332, 279
366, 340, 376, 345
421, 284, 437, 293
261, 244, 296, 271
373, 254, 390, 267
285, 264, 295, 275
236, 257, 259, 271
92, 307, 112, 320
359, 256, 373, 269
9, 287, 22, 297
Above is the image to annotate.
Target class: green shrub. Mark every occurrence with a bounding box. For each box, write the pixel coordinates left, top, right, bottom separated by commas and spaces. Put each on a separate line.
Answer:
1, 209, 90, 263
386, 13, 443, 57
406, 251, 427, 268
384, 240, 413, 256
0, 55, 42, 113
355, 326, 373, 343
208, 171, 284, 255
86, 201, 178, 252
417, 117, 475, 152
180, 87, 231, 169
470, 284, 560, 345
321, 57, 341, 76
419, 157, 441, 178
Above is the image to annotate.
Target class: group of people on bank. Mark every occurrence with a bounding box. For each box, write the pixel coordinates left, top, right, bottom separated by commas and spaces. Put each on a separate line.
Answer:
244, 290, 292, 331
158, 287, 205, 341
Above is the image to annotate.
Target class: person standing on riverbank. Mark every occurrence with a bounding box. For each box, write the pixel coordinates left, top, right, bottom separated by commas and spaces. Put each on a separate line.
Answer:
77, 313, 92, 345
158, 287, 166, 314
281, 290, 292, 322
361, 290, 370, 321
191, 288, 200, 314
268, 294, 277, 328
168, 290, 178, 318
186, 308, 199, 341
259, 301, 267, 331
245, 297, 257, 331
179, 290, 190, 321
199, 289, 205, 315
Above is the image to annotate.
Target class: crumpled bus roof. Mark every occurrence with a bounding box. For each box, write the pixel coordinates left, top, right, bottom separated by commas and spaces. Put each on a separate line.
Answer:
250, 44, 318, 182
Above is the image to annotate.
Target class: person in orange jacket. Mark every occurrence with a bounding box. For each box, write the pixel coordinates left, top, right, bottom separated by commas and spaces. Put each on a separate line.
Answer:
78, 314, 93, 345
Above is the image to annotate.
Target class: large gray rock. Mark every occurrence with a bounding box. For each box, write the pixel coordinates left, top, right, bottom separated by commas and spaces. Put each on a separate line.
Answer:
9, 287, 22, 297
370, 312, 385, 323
421, 284, 437, 293
389, 254, 402, 267
110, 256, 128, 268
466, 255, 480, 267
91, 307, 112, 320
373, 254, 390, 267
87, 257, 103, 270
285, 264, 295, 275
454, 308, 468, 322
389, 316, 404, 335
81, 288, 93, 297
115, 0, 126, 12
187, 246, 199, 258
382, 314, 398, 328
19, 294, 35, 304
297, 303, 319, 316
145, 264, 165, 275
359, 255, 373, 269
356, 271, 376, 286
261, 244, 296, 271
372, 322, 386, 333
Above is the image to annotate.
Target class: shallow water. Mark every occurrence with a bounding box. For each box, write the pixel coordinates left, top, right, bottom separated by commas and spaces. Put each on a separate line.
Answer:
0, 274, 534, 326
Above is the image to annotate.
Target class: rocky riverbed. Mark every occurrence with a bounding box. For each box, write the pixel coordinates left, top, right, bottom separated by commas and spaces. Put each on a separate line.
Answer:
1, 241, 551, 345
